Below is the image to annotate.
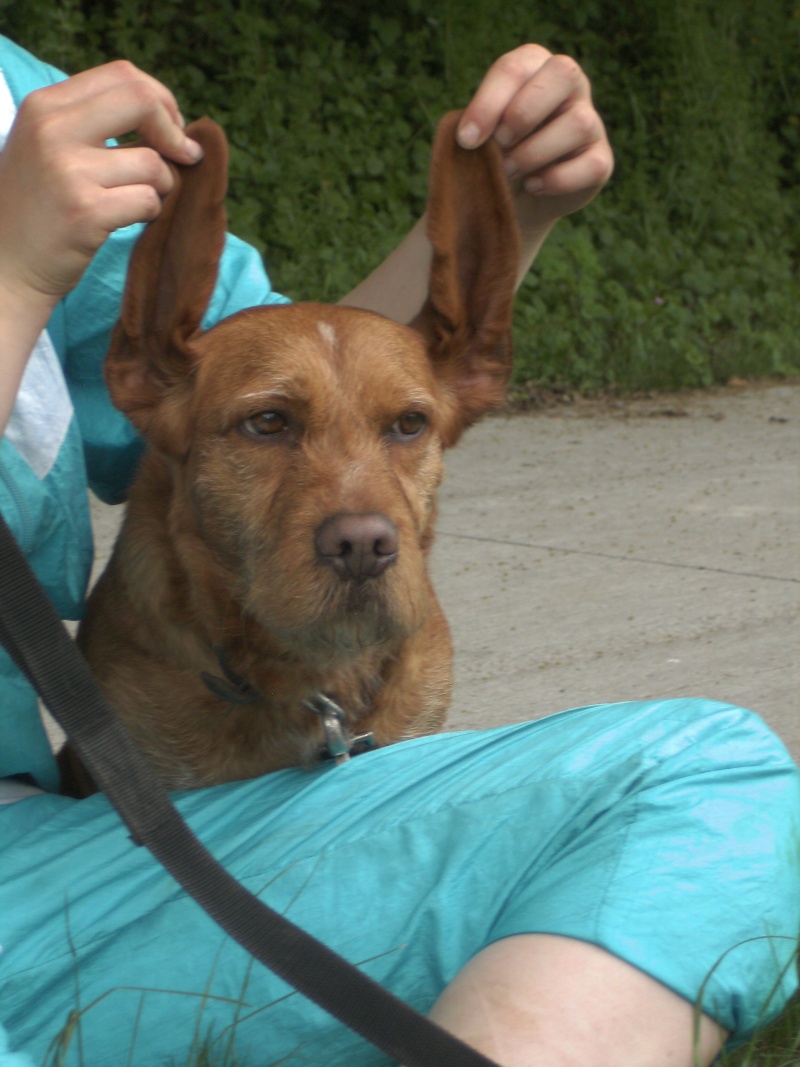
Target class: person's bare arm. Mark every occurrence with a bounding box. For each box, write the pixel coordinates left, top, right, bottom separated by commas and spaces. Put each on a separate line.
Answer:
340, 44, 613, 321
0, 60, 203, 435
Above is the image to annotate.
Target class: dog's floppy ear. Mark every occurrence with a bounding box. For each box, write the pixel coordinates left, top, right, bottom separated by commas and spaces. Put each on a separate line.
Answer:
105, 117, 228, 451
411, 110, 520, 445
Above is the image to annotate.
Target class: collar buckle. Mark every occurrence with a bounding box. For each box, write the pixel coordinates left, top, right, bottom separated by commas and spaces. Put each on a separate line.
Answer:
303, 693, 376, 765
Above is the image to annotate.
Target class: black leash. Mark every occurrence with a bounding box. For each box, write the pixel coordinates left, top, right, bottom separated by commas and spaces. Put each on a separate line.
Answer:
0, 512, 501, 1067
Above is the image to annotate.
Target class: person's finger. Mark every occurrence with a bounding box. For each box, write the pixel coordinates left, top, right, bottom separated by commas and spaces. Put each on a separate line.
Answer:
98, 144, 176, 198
30, 60, 187, 131
492, 54, 591, 149
522, 141, 614, 199
501, 103, 607, 180
456, 43, 552, 149
67, 82, 202, 162
74, 182, 165, 248
23, 68, 201, 164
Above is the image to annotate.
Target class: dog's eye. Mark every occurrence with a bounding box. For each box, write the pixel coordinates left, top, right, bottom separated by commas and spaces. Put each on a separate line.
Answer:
241, 412, 288, 437
390, 412, 427, 437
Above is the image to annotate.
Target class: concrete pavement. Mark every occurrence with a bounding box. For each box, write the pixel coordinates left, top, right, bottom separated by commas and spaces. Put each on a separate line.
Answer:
85, 380, 800, 762
432, 381, 799, 761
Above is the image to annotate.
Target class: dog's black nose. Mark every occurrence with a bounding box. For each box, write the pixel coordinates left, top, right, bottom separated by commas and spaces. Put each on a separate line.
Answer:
315, 513, 399, 581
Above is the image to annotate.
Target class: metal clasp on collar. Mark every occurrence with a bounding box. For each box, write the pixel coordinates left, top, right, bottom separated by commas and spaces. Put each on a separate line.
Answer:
302, 693, 376, 765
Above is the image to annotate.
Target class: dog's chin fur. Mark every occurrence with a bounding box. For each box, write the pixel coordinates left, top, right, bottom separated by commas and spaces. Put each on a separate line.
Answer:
242, 565, 433, 664
255, 596, 419, 667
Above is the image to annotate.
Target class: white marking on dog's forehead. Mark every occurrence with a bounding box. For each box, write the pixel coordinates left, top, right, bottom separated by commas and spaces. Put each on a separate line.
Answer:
316, 321, 338, 350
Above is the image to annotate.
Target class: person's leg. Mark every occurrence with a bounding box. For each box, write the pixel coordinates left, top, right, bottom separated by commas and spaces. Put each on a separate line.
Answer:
429, 934, 726, 1067
1, 698, 796, 1066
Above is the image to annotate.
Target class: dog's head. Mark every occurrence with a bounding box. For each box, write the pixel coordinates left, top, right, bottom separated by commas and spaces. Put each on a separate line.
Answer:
105, 116, 519, 653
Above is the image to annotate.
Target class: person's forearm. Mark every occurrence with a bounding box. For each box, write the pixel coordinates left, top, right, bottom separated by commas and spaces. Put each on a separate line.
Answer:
339, 208, 555, 323
338, 217, 431, 322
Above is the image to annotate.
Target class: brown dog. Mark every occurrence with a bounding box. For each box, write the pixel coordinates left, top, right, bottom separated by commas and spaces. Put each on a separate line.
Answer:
59, 111, 519, 793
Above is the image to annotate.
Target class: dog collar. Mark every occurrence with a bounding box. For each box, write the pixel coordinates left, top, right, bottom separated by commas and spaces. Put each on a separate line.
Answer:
200, 653, 376, 765
200, 647, 261, 705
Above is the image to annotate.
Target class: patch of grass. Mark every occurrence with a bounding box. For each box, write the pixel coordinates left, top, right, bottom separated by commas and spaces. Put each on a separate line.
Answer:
720, 994, 800, 1067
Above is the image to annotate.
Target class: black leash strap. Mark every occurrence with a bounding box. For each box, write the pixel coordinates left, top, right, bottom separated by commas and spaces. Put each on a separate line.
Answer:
0, 513, 501, 1067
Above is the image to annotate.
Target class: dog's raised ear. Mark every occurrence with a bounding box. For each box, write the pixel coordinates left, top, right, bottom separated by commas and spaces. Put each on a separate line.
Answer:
411, 110, 520, 445
105, 117, 228, 451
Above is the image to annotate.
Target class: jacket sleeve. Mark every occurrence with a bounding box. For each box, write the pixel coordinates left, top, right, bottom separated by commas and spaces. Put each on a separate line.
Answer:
63, 226, 289, 504
0, 34, 65, 100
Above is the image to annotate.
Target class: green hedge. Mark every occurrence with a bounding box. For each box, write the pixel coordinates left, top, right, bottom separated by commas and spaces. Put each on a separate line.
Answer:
2, 0, 797, 391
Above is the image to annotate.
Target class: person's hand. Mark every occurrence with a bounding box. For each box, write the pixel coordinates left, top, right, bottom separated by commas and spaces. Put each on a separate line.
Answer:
457, 44, 613, 235
0, 60, 202, 315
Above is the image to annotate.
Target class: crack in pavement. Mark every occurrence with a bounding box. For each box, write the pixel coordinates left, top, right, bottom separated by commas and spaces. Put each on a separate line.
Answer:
437, 530, 799, 584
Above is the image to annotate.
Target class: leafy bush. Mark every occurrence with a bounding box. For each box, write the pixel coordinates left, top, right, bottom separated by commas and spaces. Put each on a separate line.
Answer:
1, 0, 797, 391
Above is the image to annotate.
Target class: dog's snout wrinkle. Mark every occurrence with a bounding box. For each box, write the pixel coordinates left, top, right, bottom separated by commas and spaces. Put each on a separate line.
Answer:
315, 512, 399, 581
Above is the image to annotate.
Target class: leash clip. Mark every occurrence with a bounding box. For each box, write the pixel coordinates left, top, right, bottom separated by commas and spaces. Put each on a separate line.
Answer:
303, 693, 376, 765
